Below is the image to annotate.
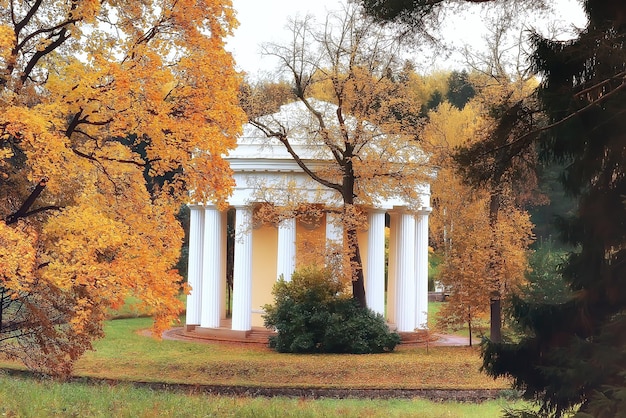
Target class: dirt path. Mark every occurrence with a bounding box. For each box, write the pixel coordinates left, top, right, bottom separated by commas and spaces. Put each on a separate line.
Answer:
431, 333, 478, 347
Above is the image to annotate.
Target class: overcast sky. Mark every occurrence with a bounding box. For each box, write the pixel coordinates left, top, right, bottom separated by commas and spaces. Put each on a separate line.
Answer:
227, 0, 587, 78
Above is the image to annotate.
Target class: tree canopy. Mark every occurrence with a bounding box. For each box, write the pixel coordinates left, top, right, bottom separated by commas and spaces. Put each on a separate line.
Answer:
424, 93, 533, 346
363, 0, 626, 415
0, 0, 244, 375
242, 5, 429, 308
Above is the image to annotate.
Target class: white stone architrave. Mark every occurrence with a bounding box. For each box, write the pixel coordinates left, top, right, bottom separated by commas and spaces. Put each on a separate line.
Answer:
185, 101, 432, 336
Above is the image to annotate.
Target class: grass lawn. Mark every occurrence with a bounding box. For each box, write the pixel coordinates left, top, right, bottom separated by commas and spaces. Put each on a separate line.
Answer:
0, 308, 524, 416
0, 372, 526, 417
55, 317, 508, 390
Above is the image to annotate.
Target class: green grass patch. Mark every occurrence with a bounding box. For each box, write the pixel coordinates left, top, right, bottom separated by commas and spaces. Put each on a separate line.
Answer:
0, 314, 523, 416
0, 317, 509, 390
0, 372, 525, 417
428, 301, 443, 329
80, 317, 506, 390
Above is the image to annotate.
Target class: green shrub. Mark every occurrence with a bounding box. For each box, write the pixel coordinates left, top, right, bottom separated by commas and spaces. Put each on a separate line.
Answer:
263, 267, 400, 354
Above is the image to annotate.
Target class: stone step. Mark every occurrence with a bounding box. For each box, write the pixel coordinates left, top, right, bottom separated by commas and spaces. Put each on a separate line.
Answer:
182, 325, 432, 345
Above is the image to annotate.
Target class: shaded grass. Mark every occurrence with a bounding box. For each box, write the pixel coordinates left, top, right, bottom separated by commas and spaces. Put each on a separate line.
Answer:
0, 372, 524, 417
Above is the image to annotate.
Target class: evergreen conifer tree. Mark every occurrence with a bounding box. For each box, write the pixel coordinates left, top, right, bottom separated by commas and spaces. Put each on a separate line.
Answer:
361, 1, 626, 415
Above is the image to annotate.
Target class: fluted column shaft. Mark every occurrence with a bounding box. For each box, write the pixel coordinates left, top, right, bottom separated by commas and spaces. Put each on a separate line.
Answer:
276, 217, 296, 281
232, 206, 253, 331
325, 210, 343, 246
186, 205, 204, 325
395, 211, 416, 332
415, 209, 431, 329
200, 206, 223, 328
366, 209, 386, 316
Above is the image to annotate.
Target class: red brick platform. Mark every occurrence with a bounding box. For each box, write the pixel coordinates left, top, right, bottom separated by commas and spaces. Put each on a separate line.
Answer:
170, 320, 437, 346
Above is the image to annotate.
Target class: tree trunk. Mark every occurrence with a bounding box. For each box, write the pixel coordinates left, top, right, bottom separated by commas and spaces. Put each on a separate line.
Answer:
343, 149, 367, 308
468, 311, 473, 347
0, 288, 3, 334
488, 192, 502, 342
347, 226, 367, 308
490, 291, 502, 343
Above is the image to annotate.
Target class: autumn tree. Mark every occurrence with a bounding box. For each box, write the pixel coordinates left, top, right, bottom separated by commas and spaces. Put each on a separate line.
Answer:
421, 11, 542, 342
424, 100, 533, 346
240, 78, 296, 120
445, 70, 475, 109
243, 5, 428, 308
437, 4, 546, 342
435, 193, 532, 346
481, 3, 626, 416
0, 0, 244, 375
362, 0, 626, 416
456, 73, 542, 342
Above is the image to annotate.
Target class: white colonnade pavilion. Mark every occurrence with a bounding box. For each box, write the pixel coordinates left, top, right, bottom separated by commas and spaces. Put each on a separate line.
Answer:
185, 101, 432, 337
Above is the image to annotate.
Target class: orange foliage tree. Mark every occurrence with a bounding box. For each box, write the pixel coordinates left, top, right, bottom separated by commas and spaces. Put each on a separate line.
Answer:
424, 99, 534, 345
243, 5, 428, 308
0, 0, 244, 375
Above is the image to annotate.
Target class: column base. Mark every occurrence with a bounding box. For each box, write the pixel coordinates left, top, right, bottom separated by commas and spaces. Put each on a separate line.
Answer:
195, 327, 252, 339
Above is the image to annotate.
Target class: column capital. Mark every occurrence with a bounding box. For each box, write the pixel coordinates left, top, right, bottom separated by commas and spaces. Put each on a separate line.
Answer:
388, 206, 410, 215
277, 216, 296, 229
367, 207, 389, 214
231, 203, 250, 210
416, 206, 433, 216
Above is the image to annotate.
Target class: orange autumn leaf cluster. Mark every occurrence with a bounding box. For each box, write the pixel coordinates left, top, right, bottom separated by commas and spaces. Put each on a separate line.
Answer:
0, 0, 244, 375
424, 98, 534, 340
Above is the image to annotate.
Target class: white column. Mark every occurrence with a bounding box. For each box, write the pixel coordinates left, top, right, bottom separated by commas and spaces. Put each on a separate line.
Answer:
386, 212, 399, 324
186, 205, 204, 326
415, 208, 431, 330
276, 217, 296, 281
395, 210, 416, 332
325, 210, 343, 246
231, 206, 253, 331
200, 206, 223, 329
366, 209, 386, 316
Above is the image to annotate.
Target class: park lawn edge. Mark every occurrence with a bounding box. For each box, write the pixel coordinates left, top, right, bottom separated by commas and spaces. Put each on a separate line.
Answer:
0, 317, 511, 393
